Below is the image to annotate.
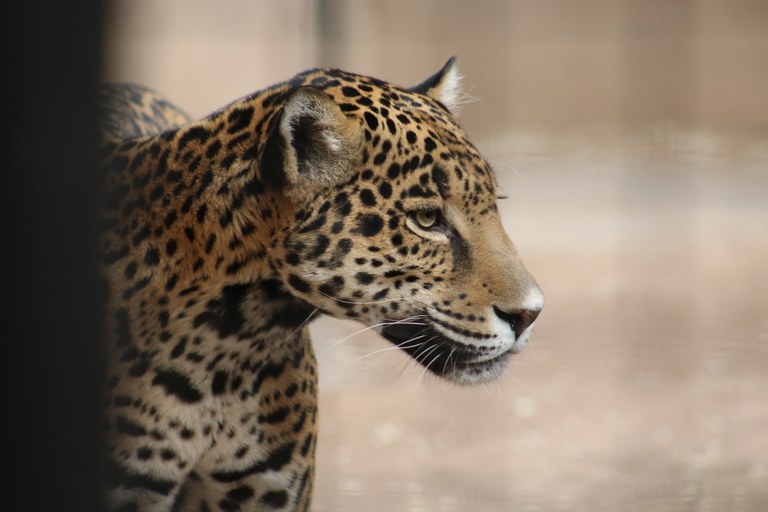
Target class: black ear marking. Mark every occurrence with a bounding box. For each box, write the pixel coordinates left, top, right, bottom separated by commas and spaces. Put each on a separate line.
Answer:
407, 56, 463, 114
259, 89, 338, 190
288, 101, 339, 177
258, 86, 362, 192
409, 56, 458, 96
260, 111, 287, 189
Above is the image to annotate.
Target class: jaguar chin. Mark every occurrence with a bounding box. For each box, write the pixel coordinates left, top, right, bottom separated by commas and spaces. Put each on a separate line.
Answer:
380, 321, 517, 385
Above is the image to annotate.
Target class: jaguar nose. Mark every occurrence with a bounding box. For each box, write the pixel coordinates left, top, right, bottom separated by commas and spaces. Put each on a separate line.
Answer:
493, 306, 541, 339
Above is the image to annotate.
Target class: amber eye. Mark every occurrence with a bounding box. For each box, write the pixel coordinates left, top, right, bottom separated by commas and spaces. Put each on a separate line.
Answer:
413, 209, 440, 229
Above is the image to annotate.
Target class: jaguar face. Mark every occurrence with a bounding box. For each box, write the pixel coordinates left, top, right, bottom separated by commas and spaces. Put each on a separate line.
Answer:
265, 59, 543, 385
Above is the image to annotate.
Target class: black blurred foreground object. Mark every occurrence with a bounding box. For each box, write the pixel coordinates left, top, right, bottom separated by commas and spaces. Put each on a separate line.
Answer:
6, 2, 105, 511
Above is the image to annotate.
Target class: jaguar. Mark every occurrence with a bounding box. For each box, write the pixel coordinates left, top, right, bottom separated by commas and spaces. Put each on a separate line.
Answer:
98, 57, 543, 511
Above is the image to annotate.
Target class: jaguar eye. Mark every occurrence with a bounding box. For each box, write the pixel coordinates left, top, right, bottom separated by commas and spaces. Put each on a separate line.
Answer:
413, 209, 440, 229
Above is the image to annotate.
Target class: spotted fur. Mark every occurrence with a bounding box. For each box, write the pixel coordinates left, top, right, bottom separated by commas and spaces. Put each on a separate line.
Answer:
99, 58, 543, 512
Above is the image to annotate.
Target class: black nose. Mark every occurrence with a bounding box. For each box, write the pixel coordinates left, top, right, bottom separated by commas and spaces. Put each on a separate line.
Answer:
493, 306, 541, 339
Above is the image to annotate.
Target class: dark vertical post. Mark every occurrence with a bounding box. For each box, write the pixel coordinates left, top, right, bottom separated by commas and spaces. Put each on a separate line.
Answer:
6, 1, 106, 511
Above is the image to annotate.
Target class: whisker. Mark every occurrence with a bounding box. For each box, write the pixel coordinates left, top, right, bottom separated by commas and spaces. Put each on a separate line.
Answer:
391, 352, 416, 385
441, 346, 456, 377
503, 371, 529, 389
279, 306, 321, 344
352, 334, 428, 361
317, 289, 431, 310
480, 379, 494, 397
396, 336, 437, 381
319, 316, 426, 355
416, 345, 445, 387
412, 337, 436, 359
494, 379, 504, 398
372, 315, 428, 325
410, 340, 441, 385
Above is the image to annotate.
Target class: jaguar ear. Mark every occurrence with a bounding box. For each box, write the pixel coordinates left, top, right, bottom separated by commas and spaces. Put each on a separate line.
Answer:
260, 87, 362, 191
408, 56, 463, 114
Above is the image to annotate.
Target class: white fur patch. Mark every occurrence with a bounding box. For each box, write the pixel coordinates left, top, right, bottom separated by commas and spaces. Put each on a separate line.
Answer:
436, 65, 464, 114
322, 133, 341, 152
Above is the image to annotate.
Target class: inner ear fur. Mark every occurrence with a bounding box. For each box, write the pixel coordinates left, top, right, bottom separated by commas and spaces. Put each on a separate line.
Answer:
407, 56, 464, 115
260, 87, 362, 193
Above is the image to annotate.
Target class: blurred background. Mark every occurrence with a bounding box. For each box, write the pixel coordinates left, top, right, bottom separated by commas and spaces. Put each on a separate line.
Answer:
104, 1, 767, 510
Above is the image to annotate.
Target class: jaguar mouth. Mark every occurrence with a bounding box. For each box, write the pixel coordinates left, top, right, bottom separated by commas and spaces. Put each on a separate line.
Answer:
380, 321, 512, 385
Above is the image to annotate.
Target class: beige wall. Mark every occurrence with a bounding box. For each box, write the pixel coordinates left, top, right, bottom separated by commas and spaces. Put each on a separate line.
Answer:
104, 0, 767, 142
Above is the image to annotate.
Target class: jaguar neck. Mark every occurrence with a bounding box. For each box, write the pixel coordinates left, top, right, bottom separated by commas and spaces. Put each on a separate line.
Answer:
100, 93, 294, 291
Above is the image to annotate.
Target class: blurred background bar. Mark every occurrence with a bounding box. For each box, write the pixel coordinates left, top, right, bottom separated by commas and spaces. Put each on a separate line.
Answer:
104, 1, 767, 510
103, 0, 767, 139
